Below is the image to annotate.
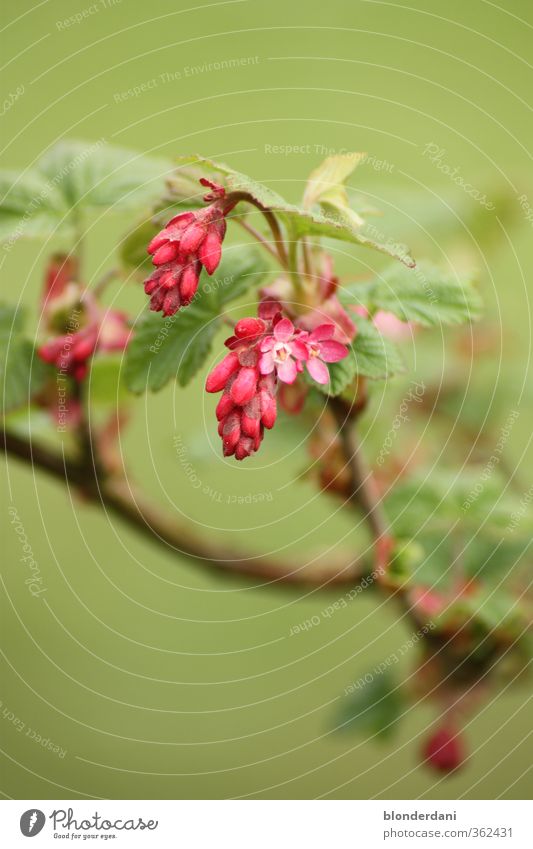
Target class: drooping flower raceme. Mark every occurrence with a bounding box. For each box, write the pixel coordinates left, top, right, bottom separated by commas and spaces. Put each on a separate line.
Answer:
38, 258, 130, 382
144, 179, 235, 316
206, 302, 349, 460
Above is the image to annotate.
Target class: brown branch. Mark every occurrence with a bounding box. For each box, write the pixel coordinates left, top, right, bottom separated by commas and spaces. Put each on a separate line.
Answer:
1, 429, 369, 588
330, 397, 394, 572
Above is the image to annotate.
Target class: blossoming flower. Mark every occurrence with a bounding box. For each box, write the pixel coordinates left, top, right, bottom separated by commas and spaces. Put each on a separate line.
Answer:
144, 179, 235, 316
206, 300, 349, 459
259, 318, 309, 384
301, 324, 349, 384
205, 306, 280, 460
38, 258, 131, 382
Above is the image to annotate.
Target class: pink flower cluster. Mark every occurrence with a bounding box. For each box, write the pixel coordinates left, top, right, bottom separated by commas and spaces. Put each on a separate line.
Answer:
144, 179, 234, 316
38, 257, 130, 382
206, 301, 348, 460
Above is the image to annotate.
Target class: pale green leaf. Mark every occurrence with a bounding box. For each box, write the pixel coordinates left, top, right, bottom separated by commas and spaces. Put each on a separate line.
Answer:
175, 155, 415, 266
303, 152, 366, 229
341, 262, 483, 327
0, 170, 69, 243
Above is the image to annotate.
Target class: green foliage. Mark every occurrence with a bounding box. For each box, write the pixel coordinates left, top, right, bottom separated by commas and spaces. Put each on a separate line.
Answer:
86, 354, 129, 406
0, 304, 49, 413
334, 670, 404, 739
124, 248, 268, 393
120, 219, 159, 275
174, 154, 415, 266
0, 140, 172, 244
340, 261, 483, 327
303, 152, 366, 229
386, 468, 533, 608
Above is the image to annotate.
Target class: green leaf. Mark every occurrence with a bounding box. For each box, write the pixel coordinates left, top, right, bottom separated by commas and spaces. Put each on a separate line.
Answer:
36, 140, 172, 211
120, 219, 159, 275
0, 141, 172, 244
350, 314, 405, 379
303, 152, 366, 229
86, 354, 129, 406
341, 262, 483, 327
0, 170, 69, 243
0, 304, 50, 414
202, 246, 270, 309
334, 670, 404, 739
175, 155, 415, 266
124, 304, 218, 394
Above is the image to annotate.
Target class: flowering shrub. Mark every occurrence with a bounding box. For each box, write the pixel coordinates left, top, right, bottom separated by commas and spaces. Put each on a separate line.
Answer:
0, 141, 530, 775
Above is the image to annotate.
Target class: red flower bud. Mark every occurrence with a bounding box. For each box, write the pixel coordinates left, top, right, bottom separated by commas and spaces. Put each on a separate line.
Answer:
230, 367, 258, 405
206, 352, 240, 393
235, 317, 266, 340
423, 727, 464, 773
198, 228, 223, 275
143, 180, 230, 316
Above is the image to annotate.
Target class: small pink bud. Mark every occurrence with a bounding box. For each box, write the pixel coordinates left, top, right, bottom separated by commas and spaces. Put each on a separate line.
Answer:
153, 242, 180, 265
259, 389, 277, 429
162, 289, 182, 316
206, 352, 240, 393
179, 222, 206, 254
241, 411, 261, 439
235, 436, 254, 461
147, 232, 169, 255
423, 727, 464, 773
222, 410, 241, 454
235, 317, 266, 339
198, 228, 222, 274
230, 367, 258, 405
215, 392, 235, 421
179, 263, 200, 303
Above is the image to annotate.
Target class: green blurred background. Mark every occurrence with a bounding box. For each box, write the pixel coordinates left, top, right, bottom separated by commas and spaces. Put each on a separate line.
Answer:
1, 0, 532, 799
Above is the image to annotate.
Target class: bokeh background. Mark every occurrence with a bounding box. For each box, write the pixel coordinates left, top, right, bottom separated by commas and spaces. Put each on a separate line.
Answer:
1, 0, 532, 799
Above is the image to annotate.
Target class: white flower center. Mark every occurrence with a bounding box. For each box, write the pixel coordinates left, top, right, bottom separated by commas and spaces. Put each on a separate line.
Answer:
273, 342, 291, 363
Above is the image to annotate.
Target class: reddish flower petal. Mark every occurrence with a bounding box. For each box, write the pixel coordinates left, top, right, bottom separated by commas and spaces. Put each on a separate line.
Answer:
310, 323, 335, 342
273, 317, 294, 342
277, 357, 297, 384
259, 351, 275, 375
306, 357, 329, 384
290, 339, 309, 361
318, 340, 348, 362
259, 335, 275, 353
